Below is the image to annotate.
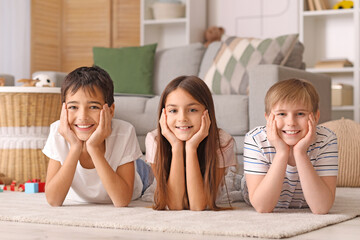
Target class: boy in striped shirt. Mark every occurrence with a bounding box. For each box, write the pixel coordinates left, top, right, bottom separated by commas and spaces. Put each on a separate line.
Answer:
243, 79, 338, 214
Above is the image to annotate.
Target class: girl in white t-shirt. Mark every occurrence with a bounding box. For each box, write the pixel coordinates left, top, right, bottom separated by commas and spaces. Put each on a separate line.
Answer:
146, 76, 236, 210
43, 66, 144, 207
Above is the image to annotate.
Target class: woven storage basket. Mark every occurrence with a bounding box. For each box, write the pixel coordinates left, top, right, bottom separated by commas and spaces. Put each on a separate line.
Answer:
0, 90, 61, 182
321, 118, 360, 187
152, 2, 185, 19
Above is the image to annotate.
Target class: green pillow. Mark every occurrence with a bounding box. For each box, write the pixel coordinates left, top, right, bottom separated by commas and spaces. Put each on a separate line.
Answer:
93, 43, 157, 95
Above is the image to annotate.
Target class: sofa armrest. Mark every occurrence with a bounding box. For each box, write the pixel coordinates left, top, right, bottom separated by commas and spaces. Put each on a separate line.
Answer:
32, 71, 68, 87
0, 74, 15, 86
249, 65, 331, 129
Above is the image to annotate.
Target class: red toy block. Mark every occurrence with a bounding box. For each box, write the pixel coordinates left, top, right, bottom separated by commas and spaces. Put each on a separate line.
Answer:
38, 182, 45, 192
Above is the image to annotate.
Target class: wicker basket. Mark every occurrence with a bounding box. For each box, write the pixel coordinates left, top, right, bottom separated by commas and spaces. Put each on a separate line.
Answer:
0, 88, 61, 182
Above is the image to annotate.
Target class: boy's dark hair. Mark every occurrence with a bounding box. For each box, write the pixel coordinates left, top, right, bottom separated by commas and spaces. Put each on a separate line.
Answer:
61, 66, 114, 106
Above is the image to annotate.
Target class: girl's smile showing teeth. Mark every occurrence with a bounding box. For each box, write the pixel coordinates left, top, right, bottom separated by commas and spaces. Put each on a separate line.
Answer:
176, 126, 193, 130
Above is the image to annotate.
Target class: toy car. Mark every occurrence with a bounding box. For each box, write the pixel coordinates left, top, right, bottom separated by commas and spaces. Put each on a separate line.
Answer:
333, 0, 353, 9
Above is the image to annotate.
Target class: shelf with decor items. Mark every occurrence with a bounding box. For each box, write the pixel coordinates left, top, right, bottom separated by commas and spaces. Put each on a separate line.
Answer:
299, 0, 360, 122
140, 0, 206, 50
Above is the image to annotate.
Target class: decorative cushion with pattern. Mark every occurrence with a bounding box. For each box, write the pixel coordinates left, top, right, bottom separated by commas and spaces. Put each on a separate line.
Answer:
204, 34, 299, 95
321, 118, 360, 187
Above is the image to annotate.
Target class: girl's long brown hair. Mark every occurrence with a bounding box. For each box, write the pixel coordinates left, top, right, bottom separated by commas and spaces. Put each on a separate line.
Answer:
153, 76, 222, 210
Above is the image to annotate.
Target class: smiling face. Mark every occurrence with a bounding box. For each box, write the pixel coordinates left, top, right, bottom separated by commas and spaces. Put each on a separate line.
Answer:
267, 101, 317, 146
65, 87, 109, 141
165, 88, 206, 141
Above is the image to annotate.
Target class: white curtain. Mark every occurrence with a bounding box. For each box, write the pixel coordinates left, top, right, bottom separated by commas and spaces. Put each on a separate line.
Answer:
0, 0, 31, 84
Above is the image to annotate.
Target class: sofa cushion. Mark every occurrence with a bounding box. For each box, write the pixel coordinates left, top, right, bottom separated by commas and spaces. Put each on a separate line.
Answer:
153, 43, 206, 95
93, 44, 157, 95
198, 41, 222, 80
203, 34, 299, 95
213, 94, 248, 136
320, 118, 360, 187
283, 41, 305, 69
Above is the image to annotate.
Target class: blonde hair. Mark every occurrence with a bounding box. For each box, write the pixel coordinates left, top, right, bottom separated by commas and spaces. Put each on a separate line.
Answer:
265, 78, 319, 115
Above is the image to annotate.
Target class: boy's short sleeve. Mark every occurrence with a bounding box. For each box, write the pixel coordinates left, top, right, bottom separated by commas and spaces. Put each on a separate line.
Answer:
145, 129, 157, 164
243, 127, 271, 175
42, 120, 69, 163
313, 126, 338, 177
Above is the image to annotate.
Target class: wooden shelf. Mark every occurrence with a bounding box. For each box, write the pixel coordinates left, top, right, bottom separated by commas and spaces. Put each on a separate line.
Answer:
143, 18, 186, 25
140, 0, 206, 50
303, 9, 354, 17
332, 105, 355, 111
306, 67, 355, 73
300, 0, 360, 122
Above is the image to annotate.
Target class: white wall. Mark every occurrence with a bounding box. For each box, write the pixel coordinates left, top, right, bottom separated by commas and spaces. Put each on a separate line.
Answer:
0, 0, 299, 82
208, 0, 299, 38
0, 0, 31, 82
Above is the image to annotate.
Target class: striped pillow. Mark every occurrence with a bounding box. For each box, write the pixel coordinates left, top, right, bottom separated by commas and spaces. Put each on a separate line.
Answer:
204, 34, 299, 95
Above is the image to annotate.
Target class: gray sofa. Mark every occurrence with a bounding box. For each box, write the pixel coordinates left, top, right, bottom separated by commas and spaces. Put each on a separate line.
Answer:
33, 42, 331, 170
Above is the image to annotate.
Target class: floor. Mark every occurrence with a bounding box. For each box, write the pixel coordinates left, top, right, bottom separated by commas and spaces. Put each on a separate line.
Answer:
1, 217, 359, 240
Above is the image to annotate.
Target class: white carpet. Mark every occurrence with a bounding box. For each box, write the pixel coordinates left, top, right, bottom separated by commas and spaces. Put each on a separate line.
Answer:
0, 188, 359, 239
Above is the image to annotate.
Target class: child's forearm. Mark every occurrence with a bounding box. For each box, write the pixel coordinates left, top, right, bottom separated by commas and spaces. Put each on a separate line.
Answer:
294, 152, 336, 214
89, 149, 133, 207
185, 147, 207, 211
45, 149, 80, 206
166, 146, 186, 210
249, 152, 288, 213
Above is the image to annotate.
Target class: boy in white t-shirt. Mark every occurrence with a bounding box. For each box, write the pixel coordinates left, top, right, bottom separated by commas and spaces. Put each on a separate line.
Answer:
43, 66, 148, 207
243, 78, 338, 214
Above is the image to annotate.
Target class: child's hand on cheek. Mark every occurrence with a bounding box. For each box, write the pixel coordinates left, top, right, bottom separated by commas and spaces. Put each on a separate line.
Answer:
266, 113, 289, 153
293, 112, 316, 155
58, 103, 82, 149
86, 104, 112, 152
186, 110, 211, 150
159, 108, 182, 148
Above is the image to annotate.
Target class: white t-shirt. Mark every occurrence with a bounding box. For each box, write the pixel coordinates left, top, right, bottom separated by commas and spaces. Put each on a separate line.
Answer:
42, 119, 143, 203
243, 125, 338, 208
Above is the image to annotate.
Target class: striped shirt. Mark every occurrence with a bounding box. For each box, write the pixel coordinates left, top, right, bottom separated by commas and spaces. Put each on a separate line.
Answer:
242, 125, 338, 208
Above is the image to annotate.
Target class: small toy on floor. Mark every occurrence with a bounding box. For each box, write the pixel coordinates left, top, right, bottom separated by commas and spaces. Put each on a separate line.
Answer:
25, 179, 45, 193
25, 182, 39, 194
3, 181, 25, 192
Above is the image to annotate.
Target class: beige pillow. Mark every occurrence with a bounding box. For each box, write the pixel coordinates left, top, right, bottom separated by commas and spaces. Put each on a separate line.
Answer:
321, 118, 360, 187
204, 34, 299, 95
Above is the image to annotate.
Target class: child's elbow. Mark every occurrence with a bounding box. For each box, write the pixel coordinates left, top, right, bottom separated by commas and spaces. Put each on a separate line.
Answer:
113, 198, 131, 208
311, 206, 331, 215
113, 202, 129, 208
46, 198, 63, 207
189, 205, 206, 211
251, 201, 274, 213
254, 206, 274, 213
168, 205, 185, 211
